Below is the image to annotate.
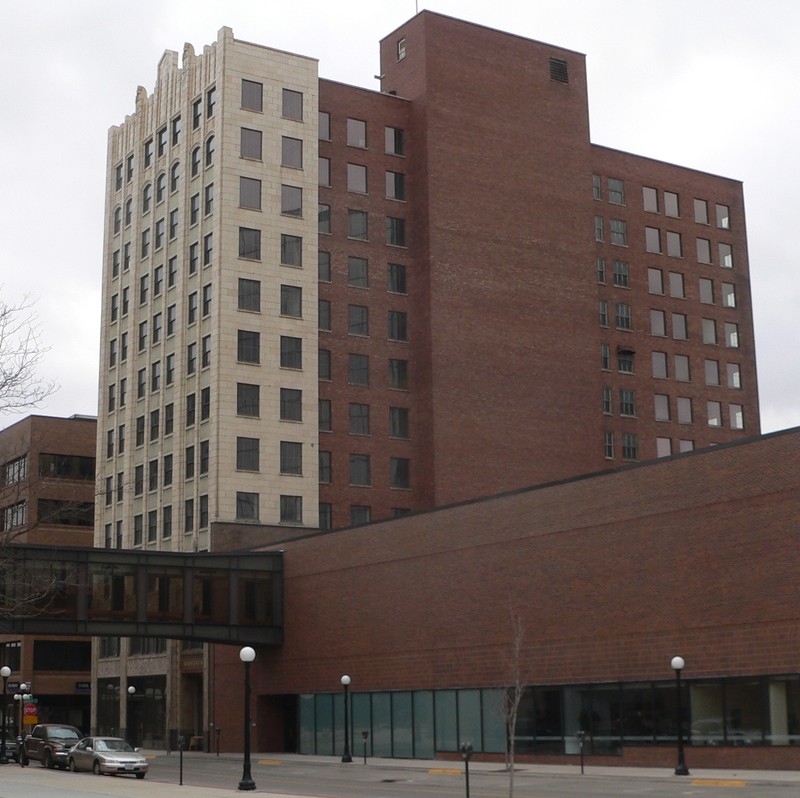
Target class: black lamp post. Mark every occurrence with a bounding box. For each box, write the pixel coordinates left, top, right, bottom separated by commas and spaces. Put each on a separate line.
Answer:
671, 655, 689, 776
13, 683, 29, 745
0, 666, 10, 765
341, 675, 352, 762
238, 646, 256, 791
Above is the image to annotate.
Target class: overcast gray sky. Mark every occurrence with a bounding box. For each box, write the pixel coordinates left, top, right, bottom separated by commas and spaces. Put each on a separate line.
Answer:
1, 0, 798, 433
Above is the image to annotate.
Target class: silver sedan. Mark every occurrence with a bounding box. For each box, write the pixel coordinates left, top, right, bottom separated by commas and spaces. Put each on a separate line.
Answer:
68, 737, 148, 779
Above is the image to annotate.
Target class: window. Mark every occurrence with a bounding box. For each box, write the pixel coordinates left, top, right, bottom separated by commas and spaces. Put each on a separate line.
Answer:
188, 292, 198, 325
724, 322, 739, 348
236, 437, 260, 471
109, 338, 117, 368
192, 96, 202, 129
319, 399, 332, 432
622, 433, 638, 461
206, 85, 216, 117
348, 210, 368, 240
282, 136, 303, 168
280, 495, 303, 524
281, 285, 302, 317
152, 312, 163, 344
679, 440, 694, 453
615, 303, 632, 330
241, 79, 263, 112
201, 335, 211, 368
389, 406, 410, 438
164, 403, 174, 434
652, 351, 668, 379
592, 174, 601, 200
202, 283, 212, 317
385, 126, 404, 155
281, 185, 302, 216
199, 440, 209, 474
113, 206, 122, 234
153, 265, 163, 296
241, 128, 262, 159
727, 363, 741, 389
347, 163, 367, 193
318, 300, 331, 332
155, 219, 165, 250
169, 208, 178, 239
699, 277, 714, 304
318, 251, 331, 282
139, 274, 149, 304
136, 415, 145, 445
669, 272, 685, 298
675, 354, 691, 382
282, 88, 303, 120
721, 282, 736, 308
664, 191, 680, 217
168, 256, 177, 287
645, 227, 661, 253
608, 178, 624, 204
280, 388, 302, 421
205, 135, 215, 167
707, 401, 722, 427
149, 409, 160, 441
351, 505, 371, 526
656, 438, 672, 458
238, 177, 261, 210
666, 231, 682, 258
389, 358, 408, 389
702, 318, 717, 345
603, 432, 614, 459
347, 118, 366, 148
386, 171, 405, 200
348, 305, 369, 336
318, 349, 331, 381
319, 451, 332, 484
396, 36, 406, 60
170, 162, 180, 193
138, 320, 148, 350
612, 260, 629, 287
236, 492, 259, 520
617, 349, 634, 374
319, 157, 330, 186
238, 330, 260, 363
156, 173, 166, 203
348, 403, 370, 436
280, 441, 303, 475
142, 183, 152, 213
600, 343, 610, 370
238, 278, 260, 312
696, 238, 712, 264
719, 242, 733, 268
148, 459, 159, 491
610, 219, 627, 246
672, 313, 687, 340
184, 498, 194, 533
237, 383, 259, 417
281, 234, 302, 266
596, 257, 606, 283
716, 204, 730, 229
186, 393, 196, 426
647, 268, 663, 294
694, 198, 709, 224
348, 353, 369, 385
602, 386, 612, 414
388, 310, 408, 341
319, 111, 330, 140
705, 359, 720, 386
643, 187, 658, 213
677, 397, 693, 424
654, 394, 670, 421
108, 383, 116, 411
350, 454, 371, 485
114, 163, 123, 190
134, 465, 144, 496
318, 204, 331, 234
151, 359, 161, 390
390, 457, 411, 489
239, 227, 261, 260
729, 403, 744, 430
204, 183, 214, 215
388, 263, 407, 294
619, 389, 635, 417
162, 505, 172, 538
599, 300, 608, 327
346, 255, 370, 288
126, 154, 134, 182
280, 336, 302, 369
185, 446, 195, 479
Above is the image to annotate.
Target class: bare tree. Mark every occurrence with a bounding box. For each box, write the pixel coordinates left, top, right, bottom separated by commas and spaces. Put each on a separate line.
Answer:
0, 294, 57, 415
502, 611, 526, 798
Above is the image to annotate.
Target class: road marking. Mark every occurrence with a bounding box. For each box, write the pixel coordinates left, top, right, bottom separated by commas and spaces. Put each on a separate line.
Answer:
692, 779, 746, 787
258, 758, 283, 766
429, 768, 462, 775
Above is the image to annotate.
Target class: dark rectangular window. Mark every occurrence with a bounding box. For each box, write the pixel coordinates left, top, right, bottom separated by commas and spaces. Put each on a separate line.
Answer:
241, 79, 263, 111
237, 383, 260, 416
280, 336, 302, 369
280, 388, 302, 421
280, 441, 303, 475
238, 278, 261, 312
281, 234, 302, 266
389, 407, 410, 438
236, 437, 260, 471
238, 330, 260, 363
388, 311, 408, 341
239, 227, 261, 260
282, 88, 303, 120
387, 216, 406, 247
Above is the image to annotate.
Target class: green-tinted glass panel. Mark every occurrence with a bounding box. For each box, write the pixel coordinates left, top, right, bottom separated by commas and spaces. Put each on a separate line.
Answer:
352, 693, 372, 756
315, 693, 334, 755
299, 695, 315, 754
413, 691, 435, 759
435, 690, 458, 751
457, 689, 482, 751
372, 693, 392, 757
392, 692, 413, 758
482, 689, 506, 753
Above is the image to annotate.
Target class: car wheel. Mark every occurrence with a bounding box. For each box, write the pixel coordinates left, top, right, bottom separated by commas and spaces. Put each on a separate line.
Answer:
136, 773, 146, 780
93, 760, 101, 775
43, 750, 54, 769
69, 758, 78, 772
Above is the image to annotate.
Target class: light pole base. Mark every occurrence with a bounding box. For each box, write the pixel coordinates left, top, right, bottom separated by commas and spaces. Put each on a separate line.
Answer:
238, 777, 256, 791
674, 763, 690, 776
341, 754, 352, 763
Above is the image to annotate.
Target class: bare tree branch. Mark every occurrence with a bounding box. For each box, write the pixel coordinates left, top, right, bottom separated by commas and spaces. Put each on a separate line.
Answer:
0, 292, 58, 414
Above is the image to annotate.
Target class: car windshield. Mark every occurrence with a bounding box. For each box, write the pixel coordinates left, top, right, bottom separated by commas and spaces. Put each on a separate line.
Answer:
51, 729, 80, 740
95, 739, 134, 752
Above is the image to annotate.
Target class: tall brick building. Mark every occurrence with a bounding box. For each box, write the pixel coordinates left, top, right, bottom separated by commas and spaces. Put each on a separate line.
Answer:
94, 12, 759, 748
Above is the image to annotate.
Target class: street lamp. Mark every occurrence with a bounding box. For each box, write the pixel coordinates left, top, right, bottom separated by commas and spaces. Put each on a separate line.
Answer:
671, 656, 689, 776
341, 675, 352, 763
238, 646, 256, 791
13, 683, 29, 741
0, 666, 10, 765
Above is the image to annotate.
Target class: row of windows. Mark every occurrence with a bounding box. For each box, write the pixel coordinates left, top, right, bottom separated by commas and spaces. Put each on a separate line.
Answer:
319, 158, 406, 200
318, 207, 407, 247
318, 112, 404, 157
602, 388, 744, 429
318, 253, 407, 293
110, 224, 214, 279
317, 503, 410, 531
592, 176, 732, 230
318, 305, 408, 341
595, 218, 734, 266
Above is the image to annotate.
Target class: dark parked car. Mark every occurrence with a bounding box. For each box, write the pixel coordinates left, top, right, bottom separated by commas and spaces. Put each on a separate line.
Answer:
19, 723, 82, 768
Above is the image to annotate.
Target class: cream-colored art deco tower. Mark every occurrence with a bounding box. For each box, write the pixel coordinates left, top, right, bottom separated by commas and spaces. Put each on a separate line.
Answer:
94, 28, 318, 744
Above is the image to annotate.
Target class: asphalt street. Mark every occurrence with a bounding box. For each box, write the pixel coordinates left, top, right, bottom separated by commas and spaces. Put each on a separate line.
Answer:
3, 752, 800, 798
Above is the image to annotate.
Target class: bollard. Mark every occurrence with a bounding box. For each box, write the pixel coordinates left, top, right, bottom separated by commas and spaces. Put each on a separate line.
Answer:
361, 730, 369, 765
178, 734, 185, 785
460, 742, 473, 798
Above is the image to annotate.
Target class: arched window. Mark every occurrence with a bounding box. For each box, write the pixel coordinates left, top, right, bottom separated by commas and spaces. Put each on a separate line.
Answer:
191, 146, 201, 177
155, 173, 166, 203
170, 162, 180, 193
124, 198, 132, 227
113, 206, 121, 234
205, 136, 216, 167
142, 183, 152, 214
